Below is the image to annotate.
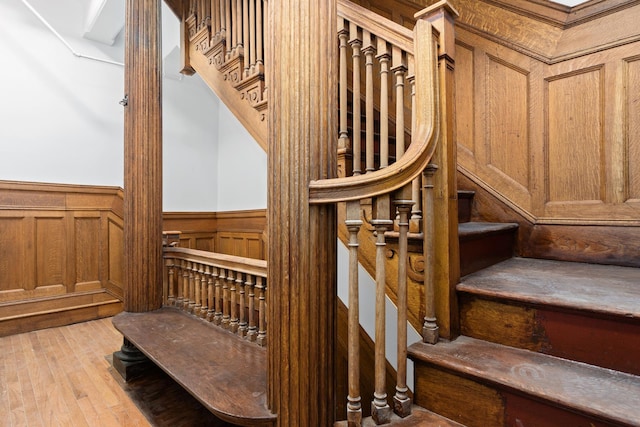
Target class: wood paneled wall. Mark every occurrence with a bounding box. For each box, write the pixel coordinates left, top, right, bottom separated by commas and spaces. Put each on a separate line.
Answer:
163, 209, 267, 260
0, 181, 124, 302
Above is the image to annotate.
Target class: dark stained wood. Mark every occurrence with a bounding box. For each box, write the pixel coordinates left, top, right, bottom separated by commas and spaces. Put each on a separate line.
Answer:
456, 190, 474, 223
409, 336, 640, 426
458, 257, 640, 319
123, 0, 163, 312
458, 222, 517, 276
112, 308, 276, 425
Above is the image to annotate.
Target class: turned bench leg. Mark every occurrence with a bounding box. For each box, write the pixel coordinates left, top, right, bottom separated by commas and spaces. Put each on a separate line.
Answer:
112, 337, 151, 381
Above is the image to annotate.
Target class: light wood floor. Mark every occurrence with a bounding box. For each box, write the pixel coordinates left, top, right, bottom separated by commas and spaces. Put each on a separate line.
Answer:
0, 317, 234, 426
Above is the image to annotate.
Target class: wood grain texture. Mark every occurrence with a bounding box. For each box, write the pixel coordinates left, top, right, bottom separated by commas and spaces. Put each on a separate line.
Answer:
267, 1, 338, 425
112, 308, 275, 425
123, 0, 163, 313
409, 336, 640, 426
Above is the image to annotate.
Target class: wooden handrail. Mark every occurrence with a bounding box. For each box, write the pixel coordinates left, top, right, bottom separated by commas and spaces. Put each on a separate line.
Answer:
164, 246, 267, 277
309, 13, 440, 204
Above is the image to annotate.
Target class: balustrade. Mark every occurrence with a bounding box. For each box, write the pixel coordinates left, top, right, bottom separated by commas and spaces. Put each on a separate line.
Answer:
163, 247, 268, 347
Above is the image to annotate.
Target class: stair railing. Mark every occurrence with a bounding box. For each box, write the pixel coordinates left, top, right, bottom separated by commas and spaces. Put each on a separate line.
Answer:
163, 247, 268, 346
310, 2, 455, 424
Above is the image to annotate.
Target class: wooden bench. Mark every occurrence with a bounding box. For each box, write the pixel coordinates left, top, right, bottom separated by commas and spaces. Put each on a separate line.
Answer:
112, 307, 276, 426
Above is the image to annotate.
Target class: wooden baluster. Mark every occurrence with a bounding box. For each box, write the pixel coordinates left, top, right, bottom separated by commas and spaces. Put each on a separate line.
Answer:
210, 0, 218, 39
338, 18, 350, 167
422, 165, 439, 343
191, 262, 200, 314
166, 257, 175, 306
182, 260, 190, 311
350, 23, 362, 176
247, 0, 256, 75
393, 192, 414, 418
199, 263, 208, 317
220, 270, 233, 329
393, 46, 406, 161
235, 0, 243, 53
363, 30, 376, 173
370, 196, 393, 424
221, 0, 228, 38
247, 274, 257, 341
229, 271, 244, 334
215, 268, 225, 325
377, 39, 390, 169
346, 200, 363, 426
226, 0, 233, 58
175, 259, 184, 308
203, 0, 211, 32
239, 273, 250, 336
207, 266, 216, 322
242, 0, 250, 74
255, 0, 263, 71
256, 276, 266, 346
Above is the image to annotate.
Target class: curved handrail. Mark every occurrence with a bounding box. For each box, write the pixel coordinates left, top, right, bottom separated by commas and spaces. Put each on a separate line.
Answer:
309, 17, 441, 204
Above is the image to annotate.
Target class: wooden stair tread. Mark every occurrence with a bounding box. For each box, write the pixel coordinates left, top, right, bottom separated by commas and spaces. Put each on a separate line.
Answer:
112, 308, 275, 426
408, 336, 640, 426
334, 405, 465, 426
458, 257, 640, 319
458, 221, 518, 239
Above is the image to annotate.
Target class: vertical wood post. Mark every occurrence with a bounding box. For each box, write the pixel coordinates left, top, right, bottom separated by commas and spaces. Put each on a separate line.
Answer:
267, 1, 338, 425
415, 1, 460, 340
123, 0, 163, 313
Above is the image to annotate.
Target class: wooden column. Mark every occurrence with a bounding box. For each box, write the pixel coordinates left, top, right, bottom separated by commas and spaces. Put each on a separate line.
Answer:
267, 1, 337, 425
113, 0, 163, 381
123, 0, 163, 312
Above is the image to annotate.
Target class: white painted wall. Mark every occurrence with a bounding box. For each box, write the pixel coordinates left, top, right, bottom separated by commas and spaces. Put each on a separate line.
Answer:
0, 0, 266, 212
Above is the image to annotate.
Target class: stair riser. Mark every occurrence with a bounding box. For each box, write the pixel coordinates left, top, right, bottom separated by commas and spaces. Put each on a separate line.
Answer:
414, 364, 621, 427
459, 232, 515, 276
460, 295, 640, 375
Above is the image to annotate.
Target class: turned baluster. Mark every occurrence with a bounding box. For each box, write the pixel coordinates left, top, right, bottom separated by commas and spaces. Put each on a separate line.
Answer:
192, 262, 201, 314
202, 0, 211, 31
370, 196, 393, 424
247, 274, 257, 341
239, 273, 250, 336
235, 0, 243, 53
407, 57, 422, 219
214, 268, 225, 325
256, 276, 267, 346
242, 0, 250, 74
363, 30, 376, 173
230, 271, 242, 333
175, 259, 184, 307
246, 0, 256, 75
221, 0, 228, 38
182, 260, 190, 311
207, 266, 216, 322
254, 0, 263, 71
199, 263, 208, 317
422, 165, 439, 343
338, 18, 350, 161
345, 200, 363, 426
222, 268, 231, 328
210, 0, 219, 38
166, 257, 175, 306
393, 46, 407, 161
393, 194, 414, 418
349, 22, 362, 176
226, 0, 233, 58
377, 39, 390, 169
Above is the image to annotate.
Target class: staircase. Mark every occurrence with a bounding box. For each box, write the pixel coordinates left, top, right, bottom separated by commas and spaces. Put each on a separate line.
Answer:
128, 0, 640, 425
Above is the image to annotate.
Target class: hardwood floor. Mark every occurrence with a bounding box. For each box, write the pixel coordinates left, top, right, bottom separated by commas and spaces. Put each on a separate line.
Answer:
0, 317, 235, 426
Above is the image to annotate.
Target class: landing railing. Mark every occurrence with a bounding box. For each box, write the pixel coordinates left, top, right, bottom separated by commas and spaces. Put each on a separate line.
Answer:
163, 247, 268, 346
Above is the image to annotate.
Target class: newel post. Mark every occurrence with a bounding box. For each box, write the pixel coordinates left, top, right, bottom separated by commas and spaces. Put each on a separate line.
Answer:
415, 1, 460, 340
267, 1, 338, 426
113, 0, 163, 380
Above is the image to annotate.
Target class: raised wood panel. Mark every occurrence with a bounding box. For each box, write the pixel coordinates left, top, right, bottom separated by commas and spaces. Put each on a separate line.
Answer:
487, 55, 530, 189
35, 217, 66, 289
74, 216, 101, 290
108, 218, 124, 291
0, 217, 28, 293
455, 41, 475, 155
628, 56, 640, 201
546, 67, 603, 203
